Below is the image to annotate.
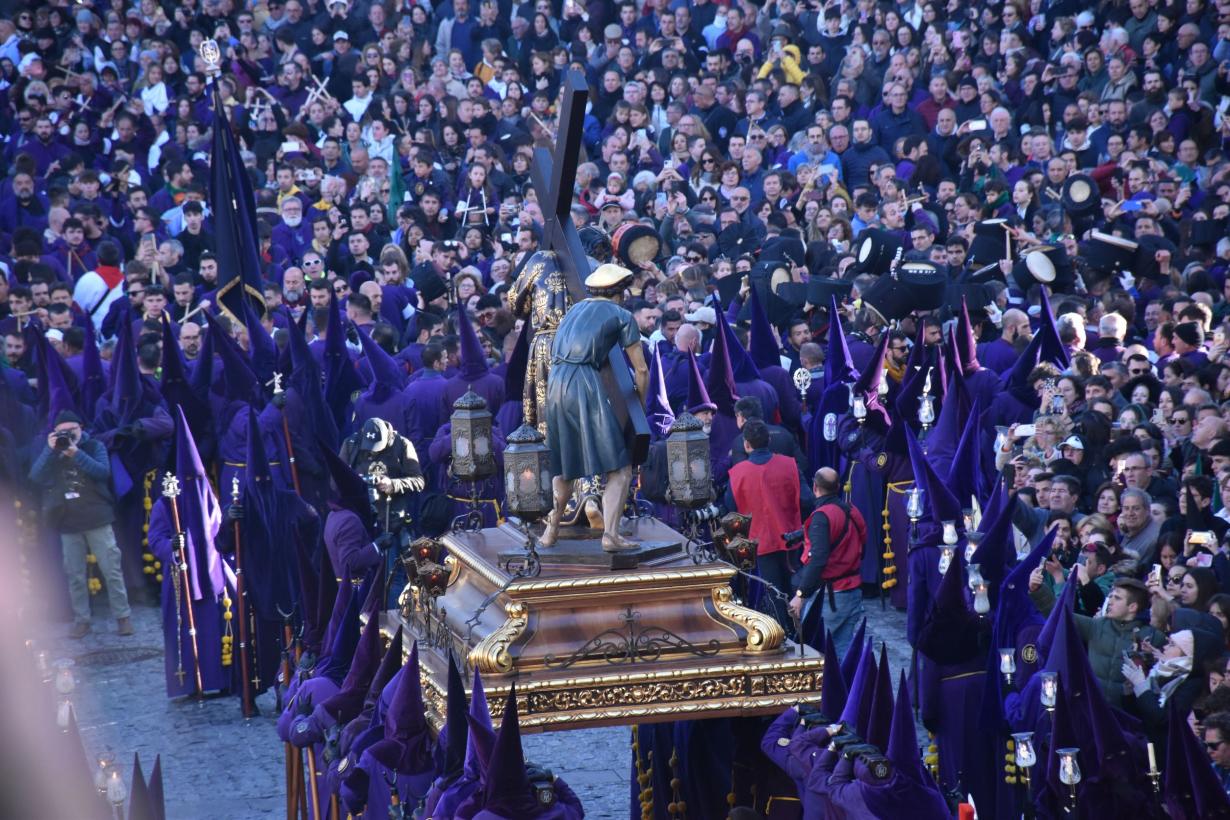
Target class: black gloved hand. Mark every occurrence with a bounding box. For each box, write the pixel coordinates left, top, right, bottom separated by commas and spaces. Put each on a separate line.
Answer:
373, 532, 396, 554
227, 502, 245, 521
171, 532, 187, 553
272, 391, 288, 409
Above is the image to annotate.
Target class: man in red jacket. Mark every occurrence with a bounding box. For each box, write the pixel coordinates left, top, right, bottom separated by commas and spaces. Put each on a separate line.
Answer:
727, 419, 806, 627
788, 467, 867, 657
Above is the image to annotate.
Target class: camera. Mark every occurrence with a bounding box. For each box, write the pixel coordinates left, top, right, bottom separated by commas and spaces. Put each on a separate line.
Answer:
54, 430, 74, 450
783, 528, 805, 548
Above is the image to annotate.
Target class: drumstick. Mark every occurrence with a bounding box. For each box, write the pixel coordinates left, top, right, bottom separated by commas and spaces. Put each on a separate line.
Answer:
180, 299, 212, 325
1004, 226, 1011, 260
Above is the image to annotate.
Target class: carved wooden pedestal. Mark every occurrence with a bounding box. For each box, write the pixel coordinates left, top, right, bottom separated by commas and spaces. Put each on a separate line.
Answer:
386, 518, 824, 732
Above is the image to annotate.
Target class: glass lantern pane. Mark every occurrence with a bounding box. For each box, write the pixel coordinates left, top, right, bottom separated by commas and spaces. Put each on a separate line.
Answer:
670, 461, 684, 482
540, 469, 552, 492
689, 457, 709, 480
455, 437, 470, 458
475, 436, 490, 456
519, 468, 536, 493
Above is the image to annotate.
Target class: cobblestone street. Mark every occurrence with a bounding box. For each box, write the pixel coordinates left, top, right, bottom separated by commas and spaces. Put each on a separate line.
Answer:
53, 594, 909, 819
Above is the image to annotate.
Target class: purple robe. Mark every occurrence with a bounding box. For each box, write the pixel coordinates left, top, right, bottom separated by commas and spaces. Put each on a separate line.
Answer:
736, 377, 779, 422
402, 371, 450, 462
848, 338, 877, 372
324, 509, 381, 581
428, 423, 506, 529
827, 757, 950, 820
759, 364, 803, 434
148, 500, 229, 697
353, 388, 415, 440
977, 338, 1018, 374
443, 372, 505, 416
962, 367, 1002, 415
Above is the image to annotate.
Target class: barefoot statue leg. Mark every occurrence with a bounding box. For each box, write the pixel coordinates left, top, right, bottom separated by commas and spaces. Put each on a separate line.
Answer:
601, 465, 636, 552
540, 476, 571, 547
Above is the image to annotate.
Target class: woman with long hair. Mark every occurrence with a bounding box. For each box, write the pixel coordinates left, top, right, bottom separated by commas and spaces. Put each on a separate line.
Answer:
689, 144, 723, 196
456, 163, 498, 229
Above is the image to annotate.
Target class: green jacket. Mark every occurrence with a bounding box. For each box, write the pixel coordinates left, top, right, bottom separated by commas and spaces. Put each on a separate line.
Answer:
1030, 583, 1164, 709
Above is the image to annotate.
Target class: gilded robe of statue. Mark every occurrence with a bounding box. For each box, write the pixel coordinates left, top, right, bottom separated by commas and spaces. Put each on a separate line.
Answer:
508, 250, 571, 436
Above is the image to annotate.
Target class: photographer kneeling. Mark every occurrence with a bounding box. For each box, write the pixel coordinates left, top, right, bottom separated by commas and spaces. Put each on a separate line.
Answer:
30, 411, 132, 637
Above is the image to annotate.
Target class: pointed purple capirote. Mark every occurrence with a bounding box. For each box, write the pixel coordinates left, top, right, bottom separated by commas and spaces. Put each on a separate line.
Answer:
714, 298, 761, 382
127, 752, 155, 820
704, 322, 739, 415
444, 652, 469, 778
174, 405, 224, 599
887, 671, 926, 784
838, 640, 876, 737
852, 332, 891, 426
905, 424, 964, 528
80, 320, 106, 424
686, 351, 717, 414
944, 397, 982, 508
205, 311, 262, 406
319, 613, 383, 724
148, 755, 166, 820
39, 335, 79, 429
926, 368, 969, 469
1036, 288, 1070, 371
324, 292, 364, 428
865, 644, 894, 750
243, 300, 278, 385
823, 296, 857, 388
955, 298, 980, 372
369, 641, 433, 774
504, 320, 530, 399
356, 323, 408, 395
840, 619, 867, 687
480, 685, 539, 816
319, 442, 377, 535
747, 286, 782, 371
645, 342, 675, 439
968, 482, 1018, 611
456, 302, 491, 381
466, 666, 493, 779
107, 308, 143, 419
822, 630, 849, 719
1164, 687, 1230, 818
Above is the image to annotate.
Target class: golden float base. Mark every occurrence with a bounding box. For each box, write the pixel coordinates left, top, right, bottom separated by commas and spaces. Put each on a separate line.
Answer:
384, 518, 824, 732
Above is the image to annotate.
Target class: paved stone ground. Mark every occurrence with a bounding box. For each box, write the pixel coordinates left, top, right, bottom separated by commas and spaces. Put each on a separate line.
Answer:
53, 594, 909, 820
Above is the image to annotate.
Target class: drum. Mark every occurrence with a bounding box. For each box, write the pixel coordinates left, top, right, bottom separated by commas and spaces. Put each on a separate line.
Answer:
854, 228, 902, 274
1061, 174, 1098, 216
969, 219, 1012, 266
611, 222, 661, 268
1084, 230, 1138, 275
1012, 246, 1057, 284
807, 275, 854, 307
861, 262, 947, 323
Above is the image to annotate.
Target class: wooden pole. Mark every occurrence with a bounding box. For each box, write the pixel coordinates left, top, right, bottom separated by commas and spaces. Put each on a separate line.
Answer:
162, 474, 204, 695
231, 477, 254, 718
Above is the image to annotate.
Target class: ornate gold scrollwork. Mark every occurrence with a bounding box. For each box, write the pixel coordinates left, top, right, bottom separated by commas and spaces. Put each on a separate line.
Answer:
468, 601, 529, 673
711, 586, 785, 652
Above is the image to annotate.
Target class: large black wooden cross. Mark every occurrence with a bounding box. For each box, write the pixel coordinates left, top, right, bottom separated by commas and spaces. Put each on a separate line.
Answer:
530, 70, 650, 466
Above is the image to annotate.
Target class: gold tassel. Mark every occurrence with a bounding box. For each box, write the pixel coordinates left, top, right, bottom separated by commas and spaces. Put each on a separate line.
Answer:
221, 594, 234, 667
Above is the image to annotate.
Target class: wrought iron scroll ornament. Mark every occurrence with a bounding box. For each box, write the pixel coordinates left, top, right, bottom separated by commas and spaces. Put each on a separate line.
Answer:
542, 606, 722, 669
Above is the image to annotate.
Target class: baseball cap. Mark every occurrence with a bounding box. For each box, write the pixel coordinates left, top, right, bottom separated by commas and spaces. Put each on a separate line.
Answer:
685, 306, 717, 325
1059, 435, 1085, 451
